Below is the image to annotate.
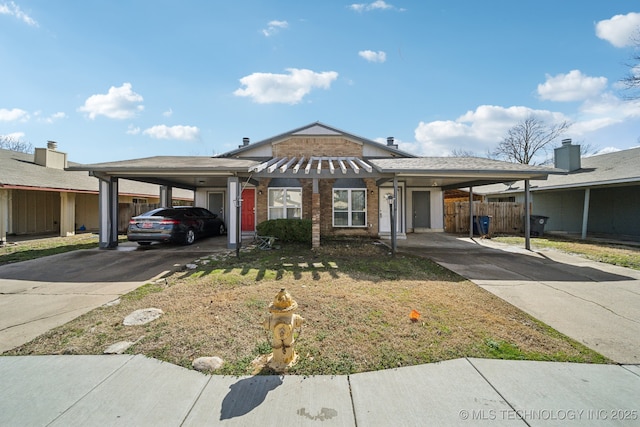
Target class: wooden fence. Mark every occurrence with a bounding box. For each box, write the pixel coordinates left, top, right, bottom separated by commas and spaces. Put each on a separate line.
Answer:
444, 201, 524, 235
118, 203, 160, 233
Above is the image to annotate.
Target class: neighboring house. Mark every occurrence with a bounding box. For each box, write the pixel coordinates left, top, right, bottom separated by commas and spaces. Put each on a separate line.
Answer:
0, 143, 193, 243
477, 140, 640, 241
68, 122, 557, 249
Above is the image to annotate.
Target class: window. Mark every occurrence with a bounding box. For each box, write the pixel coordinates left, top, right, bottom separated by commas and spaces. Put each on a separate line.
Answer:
268, 188, 302, 219
333, 188, 366, 227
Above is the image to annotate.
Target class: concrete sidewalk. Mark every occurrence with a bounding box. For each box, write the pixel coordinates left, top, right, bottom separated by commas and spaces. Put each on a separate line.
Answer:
1, 355, 638, 426
0, 278, 146, 353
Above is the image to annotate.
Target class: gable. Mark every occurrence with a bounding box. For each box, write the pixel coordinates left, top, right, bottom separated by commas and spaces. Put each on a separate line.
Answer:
273, 136, 363, 158
220, 121, 414, 160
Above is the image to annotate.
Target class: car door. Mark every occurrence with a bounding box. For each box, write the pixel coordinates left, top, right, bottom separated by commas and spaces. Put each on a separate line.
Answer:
194, 208, 216, 236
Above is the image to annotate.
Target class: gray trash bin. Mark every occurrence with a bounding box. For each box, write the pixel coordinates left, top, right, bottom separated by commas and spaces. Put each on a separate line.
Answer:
529, 215, 549, 237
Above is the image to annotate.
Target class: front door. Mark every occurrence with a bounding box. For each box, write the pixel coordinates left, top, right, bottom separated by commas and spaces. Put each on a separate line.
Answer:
412, 191, 431, 229
379, 186, 403, 234
241, 188, 255, 232
208, 192, 224, 221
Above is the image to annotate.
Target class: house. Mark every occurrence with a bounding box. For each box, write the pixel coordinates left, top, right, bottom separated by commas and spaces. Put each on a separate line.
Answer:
67, 122, 558, 249
0, 142, 193, 244
477, 140, 640, 241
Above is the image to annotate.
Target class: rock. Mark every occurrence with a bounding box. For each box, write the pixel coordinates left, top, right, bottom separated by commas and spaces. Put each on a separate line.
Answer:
104, 298, 120, 307
186, 264, 197, 269
192, 356, 224, 372
104, 341, 135, 354
123, 308, 164, 326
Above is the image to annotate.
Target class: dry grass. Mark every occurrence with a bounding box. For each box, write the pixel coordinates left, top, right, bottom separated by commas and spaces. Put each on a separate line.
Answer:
492, 235, 640, 270
5, 239, 608, 375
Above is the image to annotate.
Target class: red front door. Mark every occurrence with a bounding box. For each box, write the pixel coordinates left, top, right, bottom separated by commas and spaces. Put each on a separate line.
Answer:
241, 189, 255, 232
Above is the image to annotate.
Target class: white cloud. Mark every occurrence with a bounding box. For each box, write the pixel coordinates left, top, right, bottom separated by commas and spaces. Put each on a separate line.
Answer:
143, 125, 200, 141
592, 146, 621, 156
359, 50, 386, 63
595, 12, 640, 48
0, 1, 38, 27
349, 1, 396, 12
537, 70, 608, 102
1, 131, 25, 140
579, 92, 640, 121
411, 105, 570, 157
126, 124, 141, 135
162, 108, 173, 117
78, 83, 144, 119
234, 68, 339, 104
0, 107, 29, 122
35, 111, 66, 124
262, 20, 289, 37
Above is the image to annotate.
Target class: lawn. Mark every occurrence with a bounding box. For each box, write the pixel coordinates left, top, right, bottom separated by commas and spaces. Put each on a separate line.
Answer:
0, 234, 103, 266
4, 238, 608, 375
492, 235, 640, 270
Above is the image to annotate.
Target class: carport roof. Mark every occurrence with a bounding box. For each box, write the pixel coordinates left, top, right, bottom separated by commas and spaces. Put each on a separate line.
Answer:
67, 156, 260, 190
370, 157, 560, 189
67, 156, 258, 172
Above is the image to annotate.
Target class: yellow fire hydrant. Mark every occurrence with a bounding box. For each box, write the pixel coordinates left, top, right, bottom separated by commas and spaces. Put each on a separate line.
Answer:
263, 288, 304, 371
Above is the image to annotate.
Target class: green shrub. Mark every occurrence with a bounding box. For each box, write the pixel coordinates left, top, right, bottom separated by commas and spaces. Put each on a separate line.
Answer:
256, 219, 312, 243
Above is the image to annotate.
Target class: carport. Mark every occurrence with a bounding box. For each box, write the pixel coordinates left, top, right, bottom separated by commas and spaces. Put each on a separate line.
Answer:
68, 155, 558, 252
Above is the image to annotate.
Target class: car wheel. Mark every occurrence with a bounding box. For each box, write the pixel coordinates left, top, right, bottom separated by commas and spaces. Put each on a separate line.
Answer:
184, 229, 196, 245
218, 224, 226, 235
137, 242, 151, 246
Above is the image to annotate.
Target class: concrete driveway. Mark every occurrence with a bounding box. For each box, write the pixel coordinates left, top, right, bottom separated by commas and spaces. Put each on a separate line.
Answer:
0, 236, 230, 353
397, 234, 640, 364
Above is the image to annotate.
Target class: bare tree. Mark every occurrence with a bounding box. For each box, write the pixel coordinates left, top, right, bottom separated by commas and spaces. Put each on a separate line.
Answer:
491, 116, 571, 165
621, 32, 640, 99
0, 135, 34, 153
449, 148, 478, 157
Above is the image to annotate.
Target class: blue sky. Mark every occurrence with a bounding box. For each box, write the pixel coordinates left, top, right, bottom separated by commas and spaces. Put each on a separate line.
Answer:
1, 1, 639, 164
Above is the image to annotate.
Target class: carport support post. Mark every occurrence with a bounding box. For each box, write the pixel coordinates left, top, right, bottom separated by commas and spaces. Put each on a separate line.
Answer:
0, 189, 8, 245
524, 179, 531, 250
581, 188, 590, 240
391, 176, 398, 256
159, 186, 173, 207
59, 192, 76, 237
97, 175, 119, 249
468, 187, 474, 239
226, 177, 241, 253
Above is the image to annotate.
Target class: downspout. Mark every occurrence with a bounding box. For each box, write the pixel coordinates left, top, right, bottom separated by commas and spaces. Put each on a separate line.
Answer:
524, 179, 531, 250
